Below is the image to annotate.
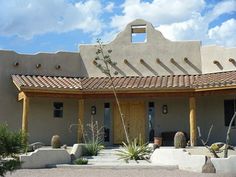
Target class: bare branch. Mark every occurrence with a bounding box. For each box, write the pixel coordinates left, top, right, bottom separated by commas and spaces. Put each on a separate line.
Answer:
224, 112, 236, 158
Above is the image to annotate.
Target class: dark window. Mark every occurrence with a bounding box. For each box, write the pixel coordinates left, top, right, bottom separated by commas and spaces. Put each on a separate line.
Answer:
53, 102, 63, 118
224, 100, 235, 126
148, 102, 155, 142
104, 103, 111, 142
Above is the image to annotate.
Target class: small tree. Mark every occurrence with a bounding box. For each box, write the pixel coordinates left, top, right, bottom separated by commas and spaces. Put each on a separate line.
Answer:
93, 39, 130, 144
198, 112, 236, 158
0, 124, 26, 176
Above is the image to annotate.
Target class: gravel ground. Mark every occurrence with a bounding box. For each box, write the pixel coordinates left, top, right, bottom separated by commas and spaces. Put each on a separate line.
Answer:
6, 168, 236, 177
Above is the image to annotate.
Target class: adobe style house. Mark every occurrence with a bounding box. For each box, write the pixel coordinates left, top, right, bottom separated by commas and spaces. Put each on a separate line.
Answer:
0, 19, 236, 146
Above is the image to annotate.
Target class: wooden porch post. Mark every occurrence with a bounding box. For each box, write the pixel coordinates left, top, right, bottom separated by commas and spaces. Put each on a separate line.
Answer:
189, 97, 197, 146
78, 99, 85, 143
22, 95, 29, 134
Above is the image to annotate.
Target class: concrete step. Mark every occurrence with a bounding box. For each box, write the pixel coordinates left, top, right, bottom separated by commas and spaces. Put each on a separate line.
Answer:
85, 147, 152, 166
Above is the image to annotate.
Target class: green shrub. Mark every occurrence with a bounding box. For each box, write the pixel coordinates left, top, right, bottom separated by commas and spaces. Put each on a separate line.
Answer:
0, 124, 27, 176
84, 143, 104, 156
116, 137, 152, 162
74, 158, 88, 165
210, 143, 220, 152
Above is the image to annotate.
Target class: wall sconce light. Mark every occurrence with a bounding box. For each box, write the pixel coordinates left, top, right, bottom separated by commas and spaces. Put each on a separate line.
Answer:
91, 106, 96, 115
162, 105, 168, 114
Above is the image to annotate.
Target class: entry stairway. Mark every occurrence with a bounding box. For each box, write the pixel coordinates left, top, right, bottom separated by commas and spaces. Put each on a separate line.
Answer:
86, 147, 154, 167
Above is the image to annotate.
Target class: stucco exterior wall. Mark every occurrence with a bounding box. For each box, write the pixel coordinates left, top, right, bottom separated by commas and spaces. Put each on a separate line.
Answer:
67, 96, 236, 145
197, 95, 236, 145
28, 98, 78, 145
80, 19, 202, 77
0, 50, 84, 133
153, 97, 189, 136
201, 45, 236, 74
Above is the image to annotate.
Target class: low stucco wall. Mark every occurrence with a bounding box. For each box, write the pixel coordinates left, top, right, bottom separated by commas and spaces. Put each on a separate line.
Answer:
151, 148, 236, 174
212, 155, 236, 174
20, 148, 71, 169
150, 148, 206, 172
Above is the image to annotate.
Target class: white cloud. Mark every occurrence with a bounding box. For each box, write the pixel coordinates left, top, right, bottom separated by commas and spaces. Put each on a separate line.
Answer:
104, 2, 114, 13
0, 0, 103, 39
157, 14, 208, 41
208, 18, 236, 47
205, 0, 236, 22
111, 0, 205, 30
109, 0, 236, 47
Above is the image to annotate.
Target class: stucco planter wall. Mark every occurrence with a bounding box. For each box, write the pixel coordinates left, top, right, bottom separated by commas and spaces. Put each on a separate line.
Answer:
211, 155, 236, 174
20, 148, 71, 169
150, 148, 206, 172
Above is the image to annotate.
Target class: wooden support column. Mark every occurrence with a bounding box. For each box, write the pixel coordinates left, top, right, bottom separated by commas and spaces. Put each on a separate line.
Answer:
22, 96, 29, 134
78, 99, 85, 143
189, 97, 197, 146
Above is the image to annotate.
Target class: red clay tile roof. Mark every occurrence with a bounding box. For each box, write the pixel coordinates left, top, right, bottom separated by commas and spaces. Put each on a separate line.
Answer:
12, 71, 236, 92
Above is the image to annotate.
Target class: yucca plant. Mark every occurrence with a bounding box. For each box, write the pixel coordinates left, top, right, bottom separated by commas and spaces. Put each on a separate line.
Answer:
83, 119, 104, 156
116, 136, 152, 162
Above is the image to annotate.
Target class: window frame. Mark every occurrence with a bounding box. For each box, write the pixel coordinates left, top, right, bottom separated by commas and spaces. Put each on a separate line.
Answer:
53, 102, 63, 118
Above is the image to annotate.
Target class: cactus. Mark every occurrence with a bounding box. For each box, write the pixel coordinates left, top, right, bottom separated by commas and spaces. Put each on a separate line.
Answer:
174, 131, 186, 148
51, 135, 61, 148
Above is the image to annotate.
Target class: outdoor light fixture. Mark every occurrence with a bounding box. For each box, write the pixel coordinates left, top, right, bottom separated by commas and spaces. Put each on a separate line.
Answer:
162, 105, 168, 114
91, 106, 96, 115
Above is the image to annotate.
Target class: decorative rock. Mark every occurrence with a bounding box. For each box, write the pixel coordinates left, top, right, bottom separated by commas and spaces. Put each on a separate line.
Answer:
153, 144, 159, 150
28, 142, 44, 152
202, 157, 216, 173
62, 144, 67, 149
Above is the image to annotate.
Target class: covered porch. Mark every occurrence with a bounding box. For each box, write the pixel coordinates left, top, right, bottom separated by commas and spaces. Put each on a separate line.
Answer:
12, 73, 236, 146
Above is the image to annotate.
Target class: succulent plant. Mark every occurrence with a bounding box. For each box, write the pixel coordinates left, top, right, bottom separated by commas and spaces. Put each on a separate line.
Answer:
51, 135, 61, 148
174, 131, 186, 148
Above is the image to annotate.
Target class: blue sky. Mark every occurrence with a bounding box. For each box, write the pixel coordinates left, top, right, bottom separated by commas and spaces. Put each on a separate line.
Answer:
0, 0, 235, 54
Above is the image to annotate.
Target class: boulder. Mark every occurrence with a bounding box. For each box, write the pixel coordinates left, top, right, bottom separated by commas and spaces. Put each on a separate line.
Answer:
202, 157, 216, 173
28, 142, 44, 152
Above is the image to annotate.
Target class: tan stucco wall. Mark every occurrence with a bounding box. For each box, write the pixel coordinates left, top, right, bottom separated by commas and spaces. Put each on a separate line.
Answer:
152, 97, 189, 136
80, 19, 202, 77
0, 50, 85, 134
28, 98, 78, 145
197, 95, 236, 145
201, 45, 236, 74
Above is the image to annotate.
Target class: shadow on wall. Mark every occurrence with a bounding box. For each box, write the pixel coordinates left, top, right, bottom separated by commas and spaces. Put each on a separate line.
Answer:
124, 59, 143, 76
140, 59, 158, 76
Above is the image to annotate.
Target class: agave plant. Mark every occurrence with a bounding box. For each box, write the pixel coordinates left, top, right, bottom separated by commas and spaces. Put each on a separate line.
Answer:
116, 137, 152, 162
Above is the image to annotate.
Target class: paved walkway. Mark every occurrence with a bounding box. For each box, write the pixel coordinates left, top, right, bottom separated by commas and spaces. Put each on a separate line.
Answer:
80, 147, 156, 166
6, 147, 236, 177
7, 168, 235, 177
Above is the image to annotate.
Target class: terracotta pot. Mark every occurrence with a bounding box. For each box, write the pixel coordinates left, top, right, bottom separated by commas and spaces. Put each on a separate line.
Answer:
154, 137, 162, 146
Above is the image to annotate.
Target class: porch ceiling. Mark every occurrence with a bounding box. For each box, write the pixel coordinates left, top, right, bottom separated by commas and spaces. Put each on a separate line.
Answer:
12, 70, 236, 95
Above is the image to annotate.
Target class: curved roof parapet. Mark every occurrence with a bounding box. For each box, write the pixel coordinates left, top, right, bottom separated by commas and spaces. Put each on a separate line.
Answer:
110, 19, 168, 45
80, 19, 202, 77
